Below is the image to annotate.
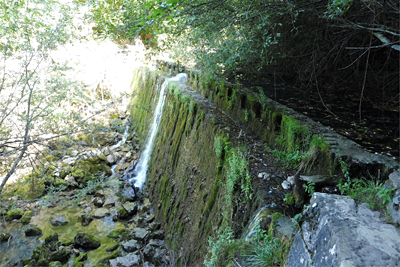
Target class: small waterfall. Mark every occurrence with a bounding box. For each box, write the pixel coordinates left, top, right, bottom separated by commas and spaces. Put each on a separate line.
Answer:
111, 124, 130, 150
243, 207, 270, 241
131, 73, 187, 189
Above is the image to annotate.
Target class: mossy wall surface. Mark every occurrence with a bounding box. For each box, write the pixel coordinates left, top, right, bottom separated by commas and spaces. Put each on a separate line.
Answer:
186, 70, 337, 176
130, 67, 255, 264
129, 65, 340, 265
129, 68, 164, 146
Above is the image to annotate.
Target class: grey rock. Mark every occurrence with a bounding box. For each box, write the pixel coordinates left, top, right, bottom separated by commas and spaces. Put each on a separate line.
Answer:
104, 197, 116, 207
285, 192, 400, 267
110, 252, 141, 267
276, 216, 296, 238
122, 239, 142, 252
143, 244, 155, 260
93, 197, 104, 207
153, 248, 165, 264
143, 262, 155, 267
122, 202, 138, 215
49, 216, 69, 227
150, 230, 164, 240
93, 208, 111, 218
299, 175, 330, 184
64, 174, 77, 185
281, 180, 291, 190
132, 228, 149, 242
121, 186, 136, 200
148, 239, 165, 247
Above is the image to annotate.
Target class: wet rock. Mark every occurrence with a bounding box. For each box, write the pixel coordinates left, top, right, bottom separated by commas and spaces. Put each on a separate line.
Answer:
107, 224, 127, 239
49, 215, 69, 226
21, 210, 34, 224
79, 212, 93, 226
285, 193, 400, 267
95, 189, 105, 198
93, 207, 111, 218
0, 232, 11, 243
150, 230, 165, 240
120, 186, 136, 201
281, 180, 291, 190
143, 244, 155, 260
122, 202, 138, 216
64, 174, 78, 185
122, 239, 141, 252
25, 226, 43, 237
299, 174, 331, 184
107, 154, 117, 164
148, 222, 161, 232
93, 197, 105, 207
44, 233, 59, 244
49, 246, 68, 262
148, 239, 165, 247
74, 233, 100, 250
132, 228, 149, 242
145, 213, 155, 223
153, 248, 165, 264
117, 207, 129, 220
386, 170, 400, 224
5, 208, 24, 221
104, 198, 116, 207
110, 252, 141, 267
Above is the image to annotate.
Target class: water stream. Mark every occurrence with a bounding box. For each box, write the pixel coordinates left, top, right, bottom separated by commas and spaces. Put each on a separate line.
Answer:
131, 73, 187, 189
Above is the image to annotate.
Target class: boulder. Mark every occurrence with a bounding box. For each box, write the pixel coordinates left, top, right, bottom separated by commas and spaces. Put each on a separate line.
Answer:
132, 228, 149, 242
122, 202, 138, 216
49, 246, 68, 263
5, 208, 24, 221
285, 192, 400, 267
93, 208, 111, 218
93, 197, 105, 207
25, 226, 43, 237
110, 252, 141, 267
49, 216, 69, 227
74, 233, 100, 250
0, 232, 11, 243
21, 210, 34, 224
122, 239, 142, 252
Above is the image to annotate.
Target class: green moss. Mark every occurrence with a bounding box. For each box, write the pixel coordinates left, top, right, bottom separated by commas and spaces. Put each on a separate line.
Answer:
21, 210, 34, 224
73, 253, 87, 266
6, 208, 24, 220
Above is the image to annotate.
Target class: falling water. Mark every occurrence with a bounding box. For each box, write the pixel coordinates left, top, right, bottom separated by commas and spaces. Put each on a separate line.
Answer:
131, 73, 187, 189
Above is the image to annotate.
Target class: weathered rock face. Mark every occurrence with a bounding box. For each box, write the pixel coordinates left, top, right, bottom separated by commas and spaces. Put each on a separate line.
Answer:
285, 193, 400, 267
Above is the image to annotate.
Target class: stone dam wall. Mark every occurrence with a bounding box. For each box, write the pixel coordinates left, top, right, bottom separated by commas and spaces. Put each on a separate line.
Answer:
129, 63, 400, 266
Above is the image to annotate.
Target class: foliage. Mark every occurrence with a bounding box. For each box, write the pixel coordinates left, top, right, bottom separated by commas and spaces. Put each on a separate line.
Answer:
243, 226, 288, 267
226, 147, 252, 208
204, 226, 235, 267
204, 224, 289, 267
338, 156, 395, 212
303, 181, 315, 196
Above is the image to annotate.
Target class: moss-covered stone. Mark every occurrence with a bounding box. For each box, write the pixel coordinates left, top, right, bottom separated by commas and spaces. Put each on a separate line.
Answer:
6, 208, 24, 220
21, 210, 34, 224
0, 232, 11, 242
25, 226, 43, 237
74, 233, 101, 250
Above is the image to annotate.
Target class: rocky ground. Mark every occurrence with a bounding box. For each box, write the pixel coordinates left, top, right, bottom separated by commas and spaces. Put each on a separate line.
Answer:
0, 116, 173, 267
